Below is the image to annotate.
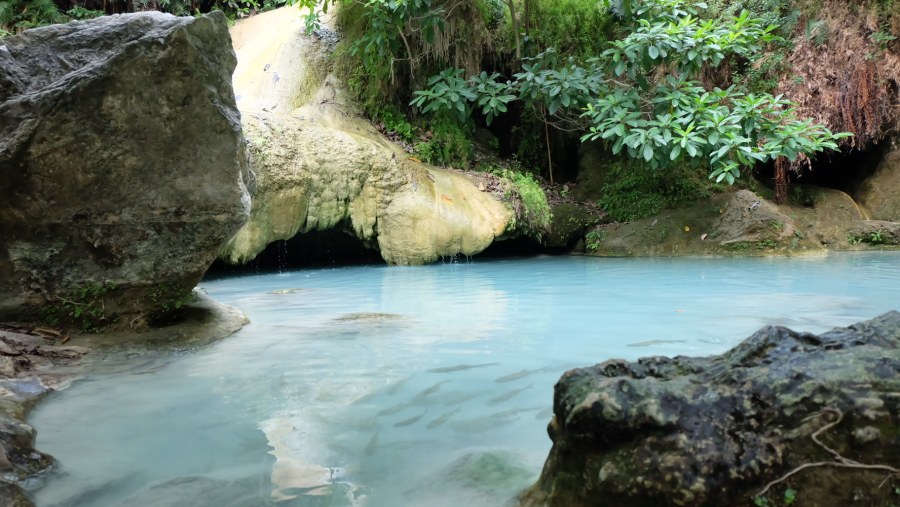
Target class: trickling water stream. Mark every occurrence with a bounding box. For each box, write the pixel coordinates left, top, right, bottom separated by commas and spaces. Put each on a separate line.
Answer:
30, 253, 900, 506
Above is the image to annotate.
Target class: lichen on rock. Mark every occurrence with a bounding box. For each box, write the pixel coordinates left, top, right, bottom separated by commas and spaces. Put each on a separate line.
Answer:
0, 12, 252, 329
522, 312, 900, 507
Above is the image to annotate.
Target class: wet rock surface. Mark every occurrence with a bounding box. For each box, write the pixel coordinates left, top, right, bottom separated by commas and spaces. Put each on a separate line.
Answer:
0, 294, 246, 506
0, 328, 89, 507
0, 12, 251, 327
522, 312, 900, 507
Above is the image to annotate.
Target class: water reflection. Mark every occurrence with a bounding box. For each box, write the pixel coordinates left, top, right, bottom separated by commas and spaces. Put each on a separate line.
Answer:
30, 253, 900, 506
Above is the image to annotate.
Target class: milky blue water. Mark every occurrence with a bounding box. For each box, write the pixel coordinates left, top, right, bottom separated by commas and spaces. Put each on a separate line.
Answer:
30, 253, 900, 507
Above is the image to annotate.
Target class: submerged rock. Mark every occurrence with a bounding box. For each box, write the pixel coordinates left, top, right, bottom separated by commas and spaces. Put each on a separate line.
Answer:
411, 449, 535, 507
522, 312, 900, 507
0, 12, 251, 327
109, 476, 265, 507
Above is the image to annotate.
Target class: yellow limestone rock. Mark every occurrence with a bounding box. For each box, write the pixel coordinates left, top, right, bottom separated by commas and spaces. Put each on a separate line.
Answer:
222, 7, 512, 265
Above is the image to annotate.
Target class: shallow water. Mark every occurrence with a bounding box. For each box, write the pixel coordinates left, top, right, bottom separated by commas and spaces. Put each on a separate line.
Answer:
30, 253, 900, 506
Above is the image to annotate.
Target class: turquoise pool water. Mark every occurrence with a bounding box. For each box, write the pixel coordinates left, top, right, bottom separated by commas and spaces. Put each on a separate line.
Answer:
30, 253, 900, 506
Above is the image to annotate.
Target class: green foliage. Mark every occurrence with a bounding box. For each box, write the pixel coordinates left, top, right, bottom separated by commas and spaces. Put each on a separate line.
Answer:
412, 48, 602, 125
753, 486, 799, 507
704, 0, 797, 93
412, 0, 849, 192
411, 69, 481, 122
0, 0, 64, 34
705, 0, 795, 34
783, 488, 797, 505
294, 0, 445, 87
479, 165, 552, 233
579, 1, 849, 184
65, 6, 105, 19
804, 18, 828, 46
376, 106, 417, 143
475, 0, 503, 28
755, 238, 778, 249
848, 229, 886, 245
528, 0, 615, 59
872, 30, 897, 50
412, 114, 474, 167
585, 229, 604, 251
507, 169, 552, 231
596, 157, 712, 221
41, 282, 118, 332
149, 284, 196, 315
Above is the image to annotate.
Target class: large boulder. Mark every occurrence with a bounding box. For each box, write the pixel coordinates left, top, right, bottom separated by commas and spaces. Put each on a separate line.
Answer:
220, 8, 512, 266
522, 312, 900, 507
0, 12, 251, 328
712, 189, 796, 245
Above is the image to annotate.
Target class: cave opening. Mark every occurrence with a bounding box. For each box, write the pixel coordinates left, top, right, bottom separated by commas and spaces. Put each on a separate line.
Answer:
754, 142, 889, 198
206, 228, 384, 278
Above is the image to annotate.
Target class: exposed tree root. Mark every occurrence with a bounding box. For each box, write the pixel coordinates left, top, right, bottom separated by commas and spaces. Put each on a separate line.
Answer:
754, 407, 900, 499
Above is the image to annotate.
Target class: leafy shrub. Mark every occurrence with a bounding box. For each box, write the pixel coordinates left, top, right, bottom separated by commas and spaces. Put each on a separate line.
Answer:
529, 0, 615, 59
375, 106, 416, 143
413, 115, 474, 167
0, 0, 64, 34
66, 6, 105, 19
596, 158, 712, 222
412, 0, 849, 204
479, 165, 552, 234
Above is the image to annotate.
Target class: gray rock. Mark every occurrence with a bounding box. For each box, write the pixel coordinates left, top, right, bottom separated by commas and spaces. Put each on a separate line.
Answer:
848, 220, 900, 245
0, 480, 34, 507
0, 358, 14, 378
0, 413, 53, 482
0, 12, 251, 328
522, 312, 900, 507
714, 189, 796, 245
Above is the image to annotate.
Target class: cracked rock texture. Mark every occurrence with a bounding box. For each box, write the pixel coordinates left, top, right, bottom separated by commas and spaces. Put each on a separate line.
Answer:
0, 12, 251, 326
521, 312, 900, 507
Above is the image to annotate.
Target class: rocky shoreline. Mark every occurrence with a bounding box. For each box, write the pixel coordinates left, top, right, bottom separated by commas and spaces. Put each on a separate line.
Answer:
521, 311, 900, 507
0, 294, 246, 506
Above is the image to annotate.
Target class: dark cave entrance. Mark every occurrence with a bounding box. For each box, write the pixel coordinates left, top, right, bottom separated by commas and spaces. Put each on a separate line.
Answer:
206, 227, 384, 278
754, 142, 889, 198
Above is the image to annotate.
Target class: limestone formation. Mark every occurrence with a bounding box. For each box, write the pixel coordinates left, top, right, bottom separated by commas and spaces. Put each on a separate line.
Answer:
713, 189, 796, 245
220, 8, 512, 266
857, 147, 900, 221
522, 312, 900, 507
0, 12, 251, 327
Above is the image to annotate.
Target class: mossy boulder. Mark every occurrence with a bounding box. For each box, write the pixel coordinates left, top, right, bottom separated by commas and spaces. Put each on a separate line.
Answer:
521, 312, 900, 507
543, 202, 602, 249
